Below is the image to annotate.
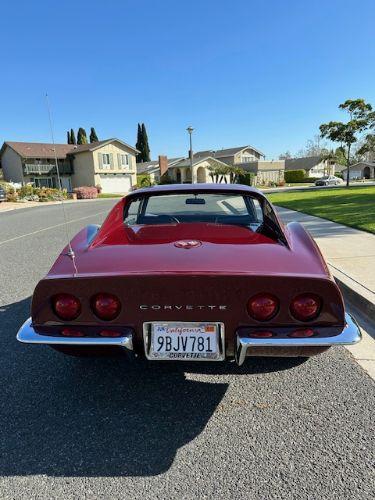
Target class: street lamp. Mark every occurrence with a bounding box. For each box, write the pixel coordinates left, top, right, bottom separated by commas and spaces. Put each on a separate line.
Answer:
187, 126, 194, 183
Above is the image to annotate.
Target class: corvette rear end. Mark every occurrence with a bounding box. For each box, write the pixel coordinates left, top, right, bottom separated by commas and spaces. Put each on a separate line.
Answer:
17, 184, 361, 365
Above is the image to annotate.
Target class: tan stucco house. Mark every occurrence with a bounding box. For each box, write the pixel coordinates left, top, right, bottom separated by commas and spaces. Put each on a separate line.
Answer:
136, 145, 266, 185
0, 138, 139, 194
341, 162, 375, 180
169, 156, 231, 183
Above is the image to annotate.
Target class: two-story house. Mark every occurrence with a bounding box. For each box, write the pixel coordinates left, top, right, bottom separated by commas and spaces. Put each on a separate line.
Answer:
69, 139, 138, 193
0, 138, 139, 193
0, 142, 75, 190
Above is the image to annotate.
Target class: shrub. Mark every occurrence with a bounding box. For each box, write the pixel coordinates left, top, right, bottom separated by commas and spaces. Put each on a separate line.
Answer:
137, 174, 152, 187
267, 181, 278, 187
238, 172, 255, 186
0, 181, 13, 193
18, 184, 35, 198
158, 172, 174, 185
284, 169, 306, 183
73, 186, 98, 199
6, 189, 18, 202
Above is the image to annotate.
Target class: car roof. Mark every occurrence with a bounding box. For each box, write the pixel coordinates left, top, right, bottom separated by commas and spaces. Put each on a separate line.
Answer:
128, 183, 264, 198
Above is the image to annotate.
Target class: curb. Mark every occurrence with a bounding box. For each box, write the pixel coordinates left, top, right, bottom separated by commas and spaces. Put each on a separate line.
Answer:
0, 197, 120, 214
330, 266, 375, 321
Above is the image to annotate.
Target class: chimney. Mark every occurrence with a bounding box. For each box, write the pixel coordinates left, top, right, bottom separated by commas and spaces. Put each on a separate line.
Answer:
159, 155, 168, 177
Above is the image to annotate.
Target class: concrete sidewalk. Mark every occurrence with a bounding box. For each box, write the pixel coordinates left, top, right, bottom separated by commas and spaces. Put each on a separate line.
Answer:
276, 206, 375, 380
276, 206, 375, 296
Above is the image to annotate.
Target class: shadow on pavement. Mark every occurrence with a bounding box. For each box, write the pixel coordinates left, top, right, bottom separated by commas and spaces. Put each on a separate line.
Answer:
0, 297, 302, 477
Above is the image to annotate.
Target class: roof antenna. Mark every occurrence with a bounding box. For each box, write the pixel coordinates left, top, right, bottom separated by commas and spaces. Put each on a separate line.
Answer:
45, 93, 77, 269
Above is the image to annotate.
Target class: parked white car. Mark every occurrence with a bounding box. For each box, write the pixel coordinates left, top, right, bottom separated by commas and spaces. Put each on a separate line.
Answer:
315, 175, 344, 186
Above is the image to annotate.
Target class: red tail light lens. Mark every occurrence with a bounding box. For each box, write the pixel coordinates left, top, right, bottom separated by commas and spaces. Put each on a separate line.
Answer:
247, 294, 279, 321
53, 294, 81, 320
99, 330, 122, 337
288, 328, 315, 338
91, 293, 121, 320
290, 294, 321, 321
61, 327, 85, 337
249, 331, 274, 338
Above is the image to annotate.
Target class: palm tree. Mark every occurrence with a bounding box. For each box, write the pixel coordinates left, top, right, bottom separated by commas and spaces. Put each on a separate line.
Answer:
320, 149, 337, 176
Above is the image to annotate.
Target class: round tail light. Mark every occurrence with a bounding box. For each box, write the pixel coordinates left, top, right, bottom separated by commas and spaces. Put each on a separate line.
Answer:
247, 294, 279, 321
290, 294, 321, 321
53, 294, 81, 321
91, 293, 121, 320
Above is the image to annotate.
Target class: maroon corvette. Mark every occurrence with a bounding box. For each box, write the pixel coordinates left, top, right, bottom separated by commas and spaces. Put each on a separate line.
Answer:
17, 184, 361, 365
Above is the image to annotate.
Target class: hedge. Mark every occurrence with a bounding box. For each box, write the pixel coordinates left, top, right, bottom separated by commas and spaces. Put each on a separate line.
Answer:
284, 169, 306, 183
238, 172, 255, 186
73, 186, 98, 199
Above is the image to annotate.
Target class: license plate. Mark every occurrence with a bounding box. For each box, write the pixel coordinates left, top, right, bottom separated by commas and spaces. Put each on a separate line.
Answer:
143, 322, 225, 361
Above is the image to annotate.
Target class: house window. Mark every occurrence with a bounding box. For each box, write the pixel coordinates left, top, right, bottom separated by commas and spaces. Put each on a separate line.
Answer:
101, 153, 111, 169
34, 177, 54, 188
120, 154, 129, 168
242, 156, 254, 163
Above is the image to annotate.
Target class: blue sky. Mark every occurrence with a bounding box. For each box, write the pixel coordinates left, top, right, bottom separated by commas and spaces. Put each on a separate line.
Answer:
1, 0, 374, 160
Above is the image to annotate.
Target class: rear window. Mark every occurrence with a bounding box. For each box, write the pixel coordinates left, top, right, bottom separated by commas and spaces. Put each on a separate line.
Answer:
124, 192, 263, 228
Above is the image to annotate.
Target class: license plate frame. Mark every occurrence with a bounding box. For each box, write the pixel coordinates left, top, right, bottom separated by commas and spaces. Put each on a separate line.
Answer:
143, 321, 225, 361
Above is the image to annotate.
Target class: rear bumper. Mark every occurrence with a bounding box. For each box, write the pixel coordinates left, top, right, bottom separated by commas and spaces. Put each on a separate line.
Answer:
16, 318, 133, 350
17, 313, 361, 365
235, 313, 361, 365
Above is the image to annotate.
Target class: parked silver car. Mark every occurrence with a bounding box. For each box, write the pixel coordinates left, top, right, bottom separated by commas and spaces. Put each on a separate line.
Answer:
315, 175, 344, 186
0, 186, 6, 202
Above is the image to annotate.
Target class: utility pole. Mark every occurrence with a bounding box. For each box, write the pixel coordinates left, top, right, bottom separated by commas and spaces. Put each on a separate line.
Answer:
187, 126, 194, 183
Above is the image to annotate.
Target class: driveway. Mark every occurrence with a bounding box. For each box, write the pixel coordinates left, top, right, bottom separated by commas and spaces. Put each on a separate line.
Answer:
0, 201, 374, 499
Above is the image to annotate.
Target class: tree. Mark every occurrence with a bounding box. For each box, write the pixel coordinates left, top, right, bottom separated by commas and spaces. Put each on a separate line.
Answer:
70, 128, 76, 145
334, 146, 347, 165
89, 127, 99, 143
207, 162, 244, 183
135, 123, 151, 162
320, 99, 374, 186
77, 127, 88, 145
141, 123, 151, 162
297, 135, 328, 158
319, 149, 338, 175
135, 123, 142, 163
357, 134, 375, 162
67, 131, 71, 144
279, 151, 292, 160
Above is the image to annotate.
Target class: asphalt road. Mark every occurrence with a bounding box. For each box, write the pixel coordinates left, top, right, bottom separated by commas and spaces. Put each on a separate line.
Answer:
0, 200, 374, 500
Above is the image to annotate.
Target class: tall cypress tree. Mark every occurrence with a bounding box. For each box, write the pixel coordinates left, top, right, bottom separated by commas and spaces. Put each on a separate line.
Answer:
89, 127, 99, 143
135, 123, 143, 162
77, 127, 88, 145
70, 128, 76, 145
141, 123, 151, 162
67, 131, 71, 144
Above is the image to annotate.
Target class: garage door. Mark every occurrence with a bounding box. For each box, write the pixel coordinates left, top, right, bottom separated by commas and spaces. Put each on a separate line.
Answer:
99, 174, 132, 194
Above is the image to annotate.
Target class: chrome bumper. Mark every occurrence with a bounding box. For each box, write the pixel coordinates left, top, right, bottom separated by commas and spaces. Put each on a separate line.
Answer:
235, 313, 361, 366
16, 318, 133, 350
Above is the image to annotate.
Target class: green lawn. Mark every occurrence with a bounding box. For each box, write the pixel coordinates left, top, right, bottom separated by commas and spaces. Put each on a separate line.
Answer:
98, 193, 124, 198
268, 186, 375, 234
